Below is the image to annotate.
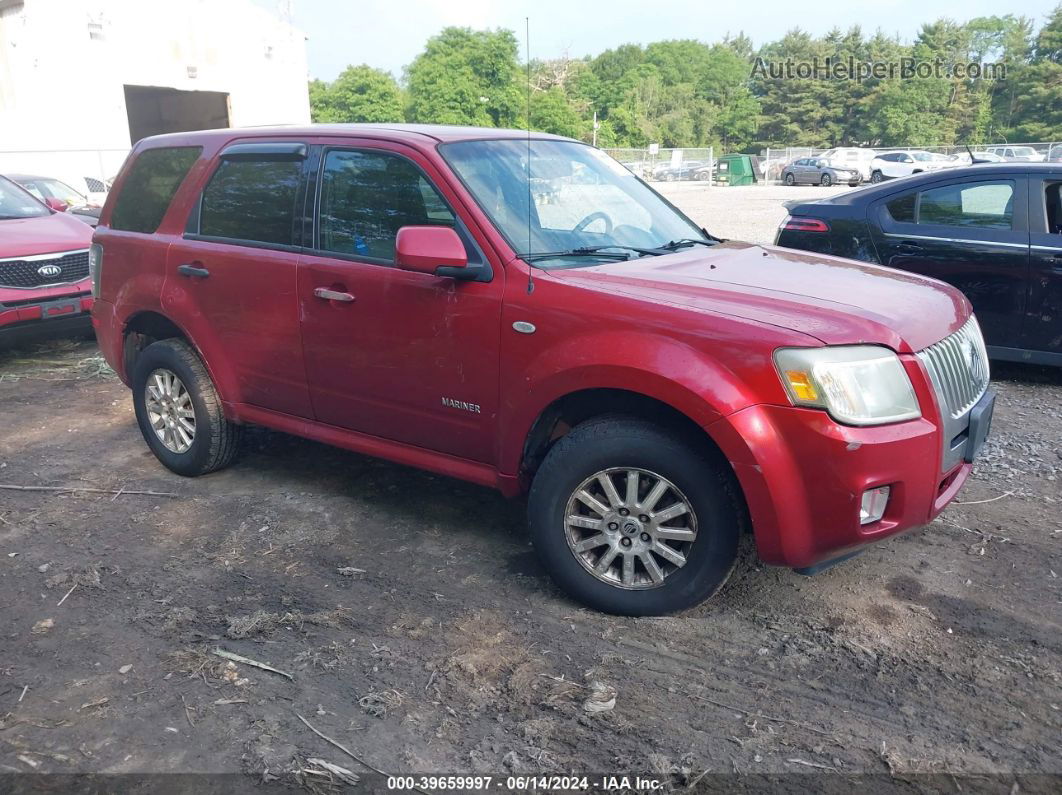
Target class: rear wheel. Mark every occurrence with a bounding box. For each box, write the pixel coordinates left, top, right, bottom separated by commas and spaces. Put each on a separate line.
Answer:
132, 339, 242, 477
528, 417, 741, 615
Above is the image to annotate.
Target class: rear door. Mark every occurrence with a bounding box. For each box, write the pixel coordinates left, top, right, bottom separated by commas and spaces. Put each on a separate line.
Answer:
165, 141, 314, 418
1024, 175, 1062, 358
869, 175, 1031, 349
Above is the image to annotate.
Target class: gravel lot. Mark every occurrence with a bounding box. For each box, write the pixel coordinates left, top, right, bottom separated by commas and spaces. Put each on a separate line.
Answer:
656, 182, 855, 244
0, 191, 1059, 789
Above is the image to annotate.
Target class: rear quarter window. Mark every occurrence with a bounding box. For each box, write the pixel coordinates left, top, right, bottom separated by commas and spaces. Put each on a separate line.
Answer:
111, 147, 201, 233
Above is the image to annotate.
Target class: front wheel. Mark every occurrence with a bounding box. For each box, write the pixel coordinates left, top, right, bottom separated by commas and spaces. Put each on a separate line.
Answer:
528, 417, 741, 615
820, 173, 833, 187
870, 170, 884, 183
784, 173, 795, 186
132, 338, 242, 477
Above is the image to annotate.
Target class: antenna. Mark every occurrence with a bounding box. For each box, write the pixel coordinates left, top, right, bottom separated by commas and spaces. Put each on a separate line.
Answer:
525, 17, 534, 295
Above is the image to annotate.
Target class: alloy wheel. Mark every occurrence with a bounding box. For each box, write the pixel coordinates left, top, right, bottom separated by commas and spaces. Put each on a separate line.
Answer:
564, 467, 698, 590
145, 368, 196, 453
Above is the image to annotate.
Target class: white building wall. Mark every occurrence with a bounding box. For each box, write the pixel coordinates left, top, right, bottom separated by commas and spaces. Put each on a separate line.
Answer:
0, 0, 310, 180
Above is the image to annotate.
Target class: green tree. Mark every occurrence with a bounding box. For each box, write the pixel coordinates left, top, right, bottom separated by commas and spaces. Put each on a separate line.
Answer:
1001, 4, 1062, 141
308, 65, 404, 123
406, 27, 523, 127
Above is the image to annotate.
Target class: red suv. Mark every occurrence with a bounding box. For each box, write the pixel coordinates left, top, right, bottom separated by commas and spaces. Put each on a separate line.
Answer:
1, 176, 95, 344
90, 126, 995, 615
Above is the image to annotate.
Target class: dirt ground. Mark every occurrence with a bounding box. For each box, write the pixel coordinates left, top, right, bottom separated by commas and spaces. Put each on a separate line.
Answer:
1, 334, 1059, 790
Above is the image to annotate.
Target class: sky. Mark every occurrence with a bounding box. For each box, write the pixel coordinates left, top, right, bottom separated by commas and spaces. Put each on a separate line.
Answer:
252, 0, 1061, 81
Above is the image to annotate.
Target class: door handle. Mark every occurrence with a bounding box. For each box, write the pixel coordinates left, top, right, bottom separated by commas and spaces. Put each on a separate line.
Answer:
177, 263, 210, 278
314, 287, 355, 303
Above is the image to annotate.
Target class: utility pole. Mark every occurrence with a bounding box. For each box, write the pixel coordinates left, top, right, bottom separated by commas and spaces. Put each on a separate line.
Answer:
592, 110, 599, 148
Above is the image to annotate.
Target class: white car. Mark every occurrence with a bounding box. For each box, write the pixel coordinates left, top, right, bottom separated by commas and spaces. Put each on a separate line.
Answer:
952, 151, 1005, 165
984, 145, 1044, 162
868, 150, 949, 182
818, 147, 877, 180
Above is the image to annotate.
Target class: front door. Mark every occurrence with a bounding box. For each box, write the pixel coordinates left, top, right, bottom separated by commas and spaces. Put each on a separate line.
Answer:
870, 176, 1031, 349
165, 142, 313, 418
1024, 177, 1062, 358
298, 142, 503, 464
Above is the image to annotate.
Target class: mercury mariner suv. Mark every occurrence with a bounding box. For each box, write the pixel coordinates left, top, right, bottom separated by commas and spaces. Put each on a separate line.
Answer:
90, 125, 995, 615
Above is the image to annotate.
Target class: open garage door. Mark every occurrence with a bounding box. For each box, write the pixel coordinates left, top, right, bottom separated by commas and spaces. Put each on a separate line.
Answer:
124, 85, 230, 144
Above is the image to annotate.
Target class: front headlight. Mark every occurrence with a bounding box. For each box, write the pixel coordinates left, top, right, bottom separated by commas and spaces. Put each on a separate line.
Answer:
774, 345, 921, 426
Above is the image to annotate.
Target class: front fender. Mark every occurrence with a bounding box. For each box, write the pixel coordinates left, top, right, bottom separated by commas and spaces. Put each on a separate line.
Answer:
497, 329, 760, 477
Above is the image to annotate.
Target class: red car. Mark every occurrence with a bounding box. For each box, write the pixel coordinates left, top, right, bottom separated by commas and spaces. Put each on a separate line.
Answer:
1, 175, 95, 345
90, 126, 994, 615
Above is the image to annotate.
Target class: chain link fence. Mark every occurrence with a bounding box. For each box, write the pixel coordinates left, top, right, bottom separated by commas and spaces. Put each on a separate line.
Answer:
605, 142, 1061, 186
603, 147, 715, 183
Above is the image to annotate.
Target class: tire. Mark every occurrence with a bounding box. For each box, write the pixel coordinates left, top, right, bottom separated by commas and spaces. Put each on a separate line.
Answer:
527, 416, 742, 616
820, 173, 832, 187
131, 338, 242, 477
784, 173, 795, 186
694, 171, 710, 181
870, 170, 883, 184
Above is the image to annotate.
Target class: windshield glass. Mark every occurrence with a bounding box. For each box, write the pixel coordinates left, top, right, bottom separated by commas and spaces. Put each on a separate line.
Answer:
0, 177, 49, 219
1012, 147, 1036, 157
913, 152, 934, 161
440, 139, 705, 266
39, 178, 87, 204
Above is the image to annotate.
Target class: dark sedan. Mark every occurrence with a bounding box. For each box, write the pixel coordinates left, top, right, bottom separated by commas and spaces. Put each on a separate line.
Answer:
775, 163, 1062, 366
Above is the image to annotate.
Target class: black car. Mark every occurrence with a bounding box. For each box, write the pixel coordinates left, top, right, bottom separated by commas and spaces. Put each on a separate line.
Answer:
775, 163, 1062, 366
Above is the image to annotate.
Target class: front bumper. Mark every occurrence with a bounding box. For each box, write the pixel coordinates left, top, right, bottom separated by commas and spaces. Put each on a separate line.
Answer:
0, 286, 94, 345
706, 348, 991, 570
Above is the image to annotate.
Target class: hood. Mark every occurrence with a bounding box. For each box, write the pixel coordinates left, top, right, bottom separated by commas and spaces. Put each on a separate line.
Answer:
0, 212, 94, 258
548, 242, 969, 353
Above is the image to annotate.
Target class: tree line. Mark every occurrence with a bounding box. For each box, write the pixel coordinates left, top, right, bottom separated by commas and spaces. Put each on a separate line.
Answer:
308, 5, 1062, 152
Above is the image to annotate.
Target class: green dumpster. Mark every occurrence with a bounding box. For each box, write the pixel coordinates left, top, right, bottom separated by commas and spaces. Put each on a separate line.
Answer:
715, 154, 761, 186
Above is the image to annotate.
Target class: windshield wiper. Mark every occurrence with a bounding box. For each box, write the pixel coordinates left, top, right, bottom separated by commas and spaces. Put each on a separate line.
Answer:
659, 239, 710, 251
524, 248, 637, 263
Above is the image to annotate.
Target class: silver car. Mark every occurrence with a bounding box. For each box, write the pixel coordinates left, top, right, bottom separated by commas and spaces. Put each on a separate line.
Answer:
781, 158, 862, 187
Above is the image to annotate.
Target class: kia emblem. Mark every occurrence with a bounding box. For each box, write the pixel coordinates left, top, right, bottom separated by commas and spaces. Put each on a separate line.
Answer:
37, 264, 62, 278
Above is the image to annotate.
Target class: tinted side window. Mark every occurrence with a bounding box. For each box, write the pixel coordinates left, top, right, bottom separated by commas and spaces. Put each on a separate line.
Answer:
111, 147, 201, 233
318, 149, 454, 261
886, 193, 916, 223
918, 181, 1014, 229
198, 159, 303, 246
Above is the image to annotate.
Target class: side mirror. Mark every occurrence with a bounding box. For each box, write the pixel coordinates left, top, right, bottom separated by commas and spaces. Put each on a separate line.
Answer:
44, 197, 69, 212
395, 226, 470, 278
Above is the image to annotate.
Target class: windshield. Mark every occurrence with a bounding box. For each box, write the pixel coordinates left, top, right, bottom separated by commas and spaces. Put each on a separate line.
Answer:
39, 178, 87, 204
440, 139, 706, 266
913, 152, 934, 161
1012, 147, 1036, 157
0, 177, 50, 219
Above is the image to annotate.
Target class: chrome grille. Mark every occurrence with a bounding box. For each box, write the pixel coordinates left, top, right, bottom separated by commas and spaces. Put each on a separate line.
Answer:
917, 316, 990, 420
0, 250, 90, 289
